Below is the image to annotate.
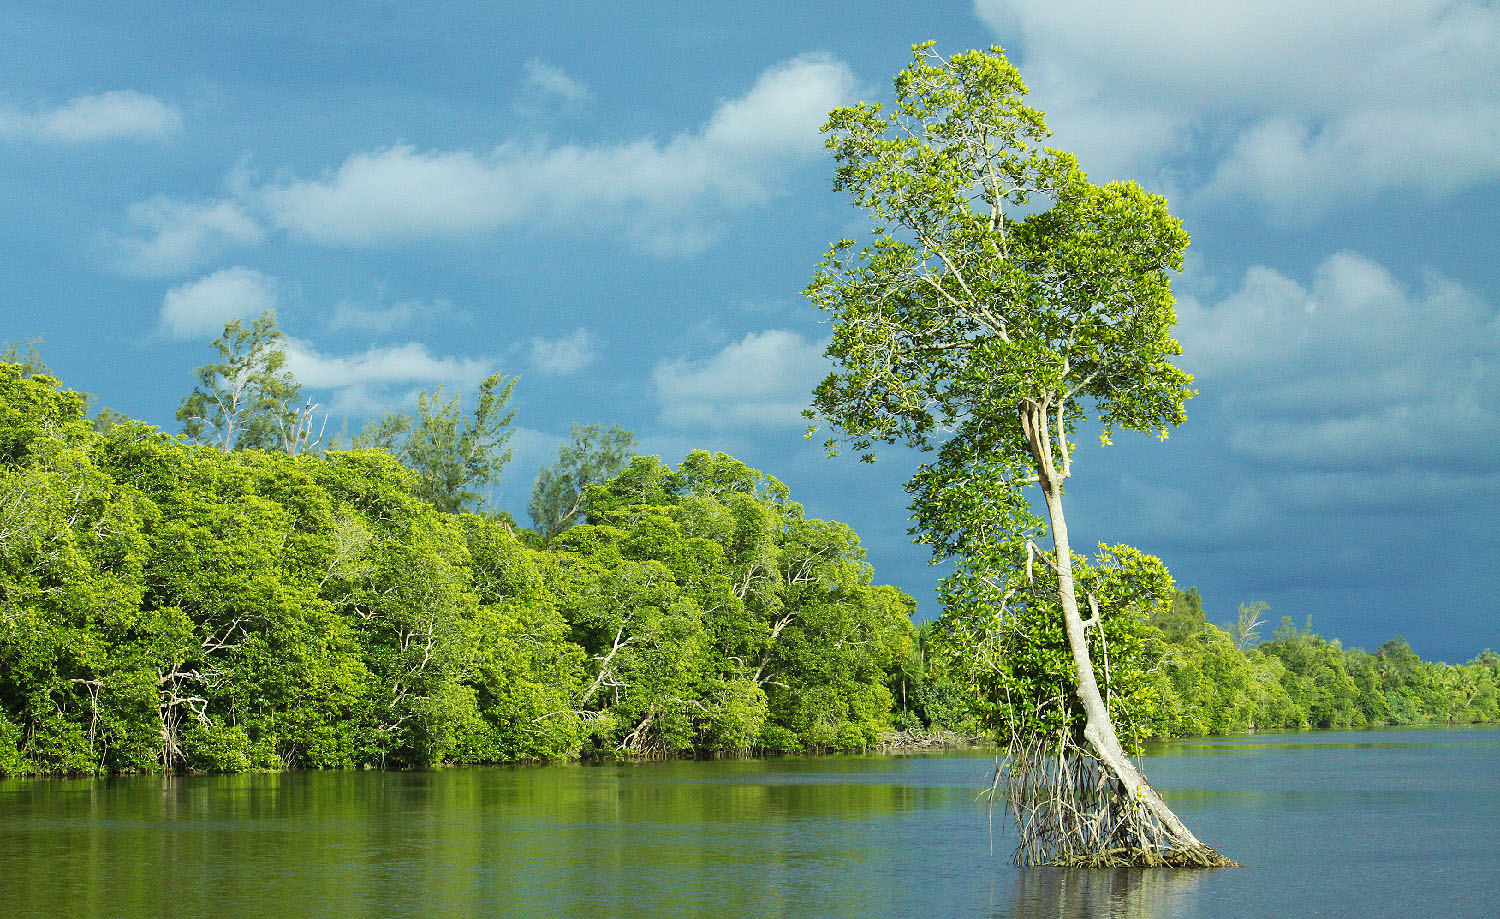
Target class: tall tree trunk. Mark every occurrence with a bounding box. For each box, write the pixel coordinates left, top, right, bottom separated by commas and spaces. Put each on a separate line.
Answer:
1037, 477, 1204, 848
1019, 401, 1218, 861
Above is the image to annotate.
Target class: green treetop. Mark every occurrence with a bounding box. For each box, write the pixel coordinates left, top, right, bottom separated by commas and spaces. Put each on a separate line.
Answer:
176, 311, 317, 453
529, 423, 636, 543
357, 371, 518, 514
0, 339, 52, 378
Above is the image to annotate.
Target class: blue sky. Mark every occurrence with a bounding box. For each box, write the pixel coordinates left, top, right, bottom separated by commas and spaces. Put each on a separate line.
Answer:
2, 1, 1496, 661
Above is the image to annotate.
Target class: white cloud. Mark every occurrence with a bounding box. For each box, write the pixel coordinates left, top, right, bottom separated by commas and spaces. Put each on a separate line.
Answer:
976, 1, 1487, 109
518, 59, 593, 111
652, 329, 828, 429
526, 327, 599, 375
1176, 252, 1500, 487
973, 0, 1500, 213
282, 338, 494, 415
257, 54, 855, 253
160, 267, 278, 339
102, 196, 264, 277
283, 338, 490, 390
260, 145, 525, 245
325, 298, 458, 335
0, 90, 181, 143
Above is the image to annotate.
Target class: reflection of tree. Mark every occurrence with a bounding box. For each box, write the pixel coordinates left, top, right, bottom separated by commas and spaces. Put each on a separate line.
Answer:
1010, 868, 1208, 919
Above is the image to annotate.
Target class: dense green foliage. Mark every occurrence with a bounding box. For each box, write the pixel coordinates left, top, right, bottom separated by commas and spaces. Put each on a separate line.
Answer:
0, 368, 913, 775
1137, 606, 1500, 736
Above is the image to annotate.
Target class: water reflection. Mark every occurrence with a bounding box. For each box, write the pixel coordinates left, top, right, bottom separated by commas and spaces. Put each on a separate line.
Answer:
1010, 867, 1209, 919
1, 731, 1496, 919
0, 761, 984, 919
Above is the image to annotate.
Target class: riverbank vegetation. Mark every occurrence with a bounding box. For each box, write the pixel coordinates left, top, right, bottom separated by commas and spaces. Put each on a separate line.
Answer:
0, 362, 912, 775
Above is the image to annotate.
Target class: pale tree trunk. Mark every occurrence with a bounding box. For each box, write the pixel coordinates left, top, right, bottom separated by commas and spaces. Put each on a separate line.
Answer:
1019, 401, 1216, 860
1037, 473, 1204, 847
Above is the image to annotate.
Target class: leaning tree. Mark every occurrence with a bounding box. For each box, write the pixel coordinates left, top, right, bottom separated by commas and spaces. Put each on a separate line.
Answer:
805, 43, 1232, 867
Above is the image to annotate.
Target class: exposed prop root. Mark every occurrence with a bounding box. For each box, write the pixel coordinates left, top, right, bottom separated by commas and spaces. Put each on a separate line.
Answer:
985, 729, 1238, 868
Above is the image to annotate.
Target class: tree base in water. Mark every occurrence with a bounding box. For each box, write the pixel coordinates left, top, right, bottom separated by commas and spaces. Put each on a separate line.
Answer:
992, 738, 1238, 868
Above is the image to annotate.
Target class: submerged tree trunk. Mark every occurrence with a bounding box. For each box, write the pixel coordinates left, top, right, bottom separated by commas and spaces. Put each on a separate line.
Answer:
1018, 402, 1234, 867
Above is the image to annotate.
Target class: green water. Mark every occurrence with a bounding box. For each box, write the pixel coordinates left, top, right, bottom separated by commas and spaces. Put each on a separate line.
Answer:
2, 726, 1496, 918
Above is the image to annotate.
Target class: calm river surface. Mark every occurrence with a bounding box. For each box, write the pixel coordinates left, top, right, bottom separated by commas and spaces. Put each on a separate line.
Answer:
1, 726, 1495, 918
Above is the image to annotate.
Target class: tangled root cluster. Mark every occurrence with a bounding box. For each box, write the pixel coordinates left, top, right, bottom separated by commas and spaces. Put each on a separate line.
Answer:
988, 733, 1237, 868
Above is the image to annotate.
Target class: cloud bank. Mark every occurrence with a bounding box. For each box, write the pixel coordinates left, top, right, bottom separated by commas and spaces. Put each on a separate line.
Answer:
257, 54, 855, 254
103, 53, 856, 271
974, 0, 1500, 216
1177, 251, 1500, 506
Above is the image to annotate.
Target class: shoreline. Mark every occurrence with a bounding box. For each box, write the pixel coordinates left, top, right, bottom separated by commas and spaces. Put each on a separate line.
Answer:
6, 722, 1496, 781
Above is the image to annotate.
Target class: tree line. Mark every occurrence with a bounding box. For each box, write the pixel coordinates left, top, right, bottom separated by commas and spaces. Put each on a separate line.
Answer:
2, 335, 1494, 777
898, 586, 1500, 741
